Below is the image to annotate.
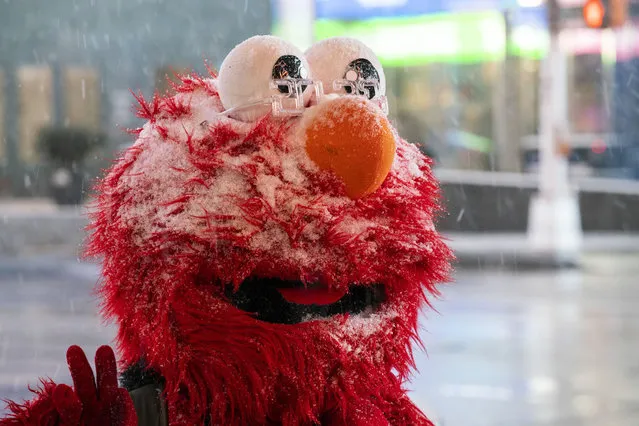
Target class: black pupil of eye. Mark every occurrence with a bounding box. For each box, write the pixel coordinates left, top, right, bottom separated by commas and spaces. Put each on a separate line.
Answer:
272, 55, 307, 94
344, 58, 380, 99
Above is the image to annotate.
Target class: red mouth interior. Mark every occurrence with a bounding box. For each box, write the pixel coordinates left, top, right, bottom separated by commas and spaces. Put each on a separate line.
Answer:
276, 286, 348, 306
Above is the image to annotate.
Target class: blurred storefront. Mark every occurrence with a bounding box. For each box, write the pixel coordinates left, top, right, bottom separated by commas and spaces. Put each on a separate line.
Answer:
313, 11, 508, 170
0, 0, 272, 197
308, 0, 639, 176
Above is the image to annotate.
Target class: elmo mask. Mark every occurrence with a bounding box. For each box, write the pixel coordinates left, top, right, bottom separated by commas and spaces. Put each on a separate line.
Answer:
1, 36, 452, 426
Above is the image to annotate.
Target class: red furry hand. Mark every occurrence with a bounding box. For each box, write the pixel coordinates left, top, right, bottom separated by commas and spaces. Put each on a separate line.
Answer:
51, 345, 136, 426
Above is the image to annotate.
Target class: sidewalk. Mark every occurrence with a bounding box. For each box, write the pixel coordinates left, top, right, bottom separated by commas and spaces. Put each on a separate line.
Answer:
0, 197, 86, 216
447, 232, 639, 269
0, 199, 88, 257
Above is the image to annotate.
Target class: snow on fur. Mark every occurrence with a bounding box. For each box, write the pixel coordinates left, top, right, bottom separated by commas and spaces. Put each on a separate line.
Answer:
81, 70, 452, 425
96, 84, 446, 289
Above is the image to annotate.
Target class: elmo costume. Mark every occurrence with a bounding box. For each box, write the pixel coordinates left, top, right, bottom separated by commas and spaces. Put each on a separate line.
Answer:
1, 35, 452, 426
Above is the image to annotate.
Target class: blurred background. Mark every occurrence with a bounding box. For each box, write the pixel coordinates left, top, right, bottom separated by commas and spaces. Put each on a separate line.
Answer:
1, 0, 639, 425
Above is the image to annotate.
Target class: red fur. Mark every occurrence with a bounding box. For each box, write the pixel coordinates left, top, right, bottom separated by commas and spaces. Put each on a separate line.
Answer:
174, 73, 218, 96
162, 96, 192, 119
1, 380, 60, 426
130, 90, 161, 122
3, 70, 452, 425
125, 127, 143, 136
83, 73, 452, 424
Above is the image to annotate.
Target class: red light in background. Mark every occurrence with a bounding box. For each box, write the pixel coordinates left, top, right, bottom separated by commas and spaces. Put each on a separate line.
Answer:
591, 139, 606, 154
583, 0, 605, 28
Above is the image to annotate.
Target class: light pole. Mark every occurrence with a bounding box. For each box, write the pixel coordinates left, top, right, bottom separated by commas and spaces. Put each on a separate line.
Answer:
493, 7, 522, 172
526, 0, 582, 265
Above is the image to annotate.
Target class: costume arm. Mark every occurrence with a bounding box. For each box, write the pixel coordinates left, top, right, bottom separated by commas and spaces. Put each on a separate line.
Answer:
0, 379, 61, 425
1, 346, 137, 426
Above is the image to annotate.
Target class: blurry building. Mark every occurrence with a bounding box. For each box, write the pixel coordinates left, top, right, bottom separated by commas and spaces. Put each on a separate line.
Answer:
306, 0, 639, 178
0, 0, 271, 196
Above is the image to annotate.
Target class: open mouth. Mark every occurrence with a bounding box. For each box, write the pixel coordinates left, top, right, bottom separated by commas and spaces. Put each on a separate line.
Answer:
225, 277, 386, 324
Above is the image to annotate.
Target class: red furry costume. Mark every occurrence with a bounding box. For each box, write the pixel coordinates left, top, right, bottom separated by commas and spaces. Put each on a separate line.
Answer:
1, 36, 452, 426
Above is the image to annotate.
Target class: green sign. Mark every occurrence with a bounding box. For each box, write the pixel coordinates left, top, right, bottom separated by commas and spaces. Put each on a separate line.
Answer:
314, 12, 547, 65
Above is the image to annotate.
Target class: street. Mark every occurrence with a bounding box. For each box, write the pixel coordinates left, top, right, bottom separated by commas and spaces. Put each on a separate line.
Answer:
0, 257, 113, 404
412, 254, 639, 426
1, 255, 638, 425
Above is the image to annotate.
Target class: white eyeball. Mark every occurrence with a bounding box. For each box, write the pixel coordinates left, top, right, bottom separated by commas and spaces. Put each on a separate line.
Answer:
305, 37, 386, 99
218, 35, 312, 122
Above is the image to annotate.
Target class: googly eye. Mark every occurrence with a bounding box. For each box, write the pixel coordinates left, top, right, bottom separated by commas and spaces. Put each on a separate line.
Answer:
342, 58, 381, 99
218, 35, 313, 121
305, 37, 386, 100
272, 55, 309, 94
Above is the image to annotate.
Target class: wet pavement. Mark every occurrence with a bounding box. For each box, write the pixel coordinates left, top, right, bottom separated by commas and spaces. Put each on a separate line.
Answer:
1, 254, 638, 425
0, 257, 112, 404
412, 254, 639, 426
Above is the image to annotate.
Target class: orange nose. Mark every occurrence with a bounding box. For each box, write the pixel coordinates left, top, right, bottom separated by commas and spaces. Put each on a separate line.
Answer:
304, 97, 395, 199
